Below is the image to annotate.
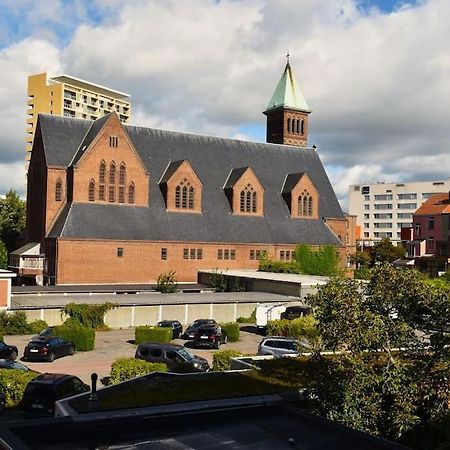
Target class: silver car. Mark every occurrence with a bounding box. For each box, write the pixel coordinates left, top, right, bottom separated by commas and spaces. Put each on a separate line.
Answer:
257, 337, 300, 357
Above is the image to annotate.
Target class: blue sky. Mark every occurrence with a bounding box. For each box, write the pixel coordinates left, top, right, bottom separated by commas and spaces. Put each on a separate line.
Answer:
0, 0, 448, 209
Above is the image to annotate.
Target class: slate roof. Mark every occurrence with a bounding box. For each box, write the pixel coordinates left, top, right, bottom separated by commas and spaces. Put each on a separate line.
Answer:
159, 160, 184, 184
224, 167, 249, 189
282, 173, 305, 194
40, 114, 344, 246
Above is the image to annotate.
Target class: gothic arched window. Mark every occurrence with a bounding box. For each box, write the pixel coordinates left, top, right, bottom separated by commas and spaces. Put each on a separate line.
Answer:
99, 160, 106, 184
109, 161, 116, 185
119, 162, 126, 186
88, 179, 95, 202
128, 183, 135, 204
55, 179, 62, 202
298, 190, 313, 217
175, 179, 194, 209
308, 196, 313, 216
240, 184, 257, 213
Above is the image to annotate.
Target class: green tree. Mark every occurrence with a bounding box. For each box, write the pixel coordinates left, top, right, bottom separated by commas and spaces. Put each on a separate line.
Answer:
0, 190, 26, 252
305, 264, 450, 443
369, 237, 405, 265
0, 240, 7, 269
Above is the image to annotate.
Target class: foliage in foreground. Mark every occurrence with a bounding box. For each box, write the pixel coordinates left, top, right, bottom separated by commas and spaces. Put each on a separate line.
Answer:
304, 263, 450, 444
220, 322, 240, 342
0, 369, 38, 408
236, 308, 256, 323
53, 324, 95, 351
135, 326, 172, 344
61, 302, 117, 329
212, 349, 243, 371
110, 358, 167, 384
259, 244, 340, 276
0, 311, 48, 336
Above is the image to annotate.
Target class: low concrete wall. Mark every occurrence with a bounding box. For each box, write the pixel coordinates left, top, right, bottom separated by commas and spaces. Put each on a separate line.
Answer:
13, 301, 269, 328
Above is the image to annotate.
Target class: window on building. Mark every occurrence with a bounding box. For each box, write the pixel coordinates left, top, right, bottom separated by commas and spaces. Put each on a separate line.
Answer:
428, 217, 435, 230
197, 249, 203, 260
99, 160, 106, 184
99, 185, 105, 201
250, 250, 255, 260
364, 204, 370, 210
364, 223, 370, 228
398, 193, 417, 200
364, 195, 370, 201
175, 179, 194, 209
190, 248, 196, 259
88, 179, 95, 202
224, 249, 229, 260
364, 232, 370, 237
301, 119, 304, 134
298, 190, 313, 217
109, 162, 116, 185
397, 203, 417, 210
230, 250, 236, 260
414, 223, 421, 236
109, 136, 118, 148
118, 186, 125, 203
374, 194, 392, 200
183, 248, 189, 259
364, 213, 370, 219
240, 184, 257, 213
161, 248, 167, 260
280, 251, 285, 260
218, 249, 223, 260
362, 186, 370, 195
128, 183, 135, 204
55, 179, 62, 202
119, 163, 126, 185
109, 185, 115, 203
397, 213, 412, 219
117, 247, 124, 257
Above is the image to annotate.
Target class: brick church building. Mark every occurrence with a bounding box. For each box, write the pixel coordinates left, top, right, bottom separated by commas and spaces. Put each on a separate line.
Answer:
17, 62, 355, 285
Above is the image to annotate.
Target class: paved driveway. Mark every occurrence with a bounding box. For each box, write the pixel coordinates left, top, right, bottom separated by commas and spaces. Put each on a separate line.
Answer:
4, 326, 263, 385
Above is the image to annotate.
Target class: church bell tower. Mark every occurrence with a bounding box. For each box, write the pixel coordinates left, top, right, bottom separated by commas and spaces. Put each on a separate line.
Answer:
263, 58, 311, 147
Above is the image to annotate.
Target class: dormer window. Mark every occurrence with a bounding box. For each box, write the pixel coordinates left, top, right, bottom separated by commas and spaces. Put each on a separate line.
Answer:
239, 184, 257, 213
175, 179, 195, 209
55, 179, 62, 202
298, 190, 313, 217
282, 172, 318, 219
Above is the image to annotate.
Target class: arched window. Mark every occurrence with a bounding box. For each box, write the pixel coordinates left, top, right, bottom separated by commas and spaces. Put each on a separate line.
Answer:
240, 184, 257, 213
99, 160, 106, 184
287, 118, 291, 133
296, 119, 300, 134
301, 119, 304, 135
109, 162, 116, 185
175, 185, 181, 208
308, 196, 313, 216
188, 186, 194, 209
302, 196, 308, 216
88, 179, 95, 202
182, 185, 188, 208
298, 190, 313, 217
297, 196, 303, 216
119, 163, 126, 186
128, 183, 135, 204
55, 179, 62, 202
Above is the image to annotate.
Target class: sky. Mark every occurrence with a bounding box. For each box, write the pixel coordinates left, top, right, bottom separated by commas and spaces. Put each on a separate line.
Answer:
0, 0, 448, 210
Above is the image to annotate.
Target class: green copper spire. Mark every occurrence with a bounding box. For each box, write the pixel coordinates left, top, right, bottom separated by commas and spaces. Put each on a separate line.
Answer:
266, 62, 311, 112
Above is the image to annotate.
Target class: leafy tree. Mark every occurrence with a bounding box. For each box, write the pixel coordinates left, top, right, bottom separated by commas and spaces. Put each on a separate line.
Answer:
305, 264, 450, 443
350, 248, 371, 269
0, 190, 26, 252
0, 240, 7, 269
369, 237, 405, 265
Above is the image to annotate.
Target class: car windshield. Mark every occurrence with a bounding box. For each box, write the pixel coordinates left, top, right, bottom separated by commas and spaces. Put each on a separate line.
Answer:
177, 348, 194, 361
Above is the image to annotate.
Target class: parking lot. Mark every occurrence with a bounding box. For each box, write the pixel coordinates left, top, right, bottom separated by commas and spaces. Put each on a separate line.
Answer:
4, 326, 263, 385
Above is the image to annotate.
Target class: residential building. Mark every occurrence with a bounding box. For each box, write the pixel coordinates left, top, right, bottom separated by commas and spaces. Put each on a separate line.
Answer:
401, 192, 450, 276
13, 62, 355, 285
26, 73, 131, 165
348, 180, 450, 245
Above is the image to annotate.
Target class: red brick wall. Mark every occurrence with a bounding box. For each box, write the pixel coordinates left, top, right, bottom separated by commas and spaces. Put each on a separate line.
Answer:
231, 168, 264, 216
0, 280, 7, 308
291, 174, 319, 219
46, 168, 67, 234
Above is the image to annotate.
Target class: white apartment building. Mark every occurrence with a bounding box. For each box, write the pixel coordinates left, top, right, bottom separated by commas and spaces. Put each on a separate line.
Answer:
348, 180, 450, 244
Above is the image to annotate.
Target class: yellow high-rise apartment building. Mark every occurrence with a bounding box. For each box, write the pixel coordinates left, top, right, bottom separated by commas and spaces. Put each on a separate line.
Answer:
26, 73, 131, 164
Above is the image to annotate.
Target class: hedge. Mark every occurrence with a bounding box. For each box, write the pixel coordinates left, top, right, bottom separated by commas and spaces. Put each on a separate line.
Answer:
212, 349, 243, 371
0, 311, 48, 335
220, 323, 240, 342
135, 326, 172, 344
53, 324, 95, 351
266, 315, 319, 341
0, 369, 39, 408
110, 358, 167, 384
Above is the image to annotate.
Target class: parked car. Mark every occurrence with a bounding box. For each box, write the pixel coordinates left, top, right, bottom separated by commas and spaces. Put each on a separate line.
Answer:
156, 320, 183, 339
135, 342, 209, 373
257, 337, 300, 358
280, 305, 311, 320
0, 359, 31, 371
193, 324, 227, 349
0, 341, 18, 361
23, 337, 75, 362
182, 319, 217, 339
20, 373, 89, 418
29, 326, 55, 341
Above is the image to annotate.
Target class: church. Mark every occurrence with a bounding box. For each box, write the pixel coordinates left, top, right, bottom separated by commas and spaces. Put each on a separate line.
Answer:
20, 62, 355, 285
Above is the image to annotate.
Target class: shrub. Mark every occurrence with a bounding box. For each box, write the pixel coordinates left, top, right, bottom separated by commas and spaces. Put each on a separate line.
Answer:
61, 302, 117, 329
27, 319, 49, 335
236, 308, 256, 324
156, 270, 178, 293
0, 311, 30, 335
53, 324, 95, 351
110, 358, 167, 384
135, 326, 172, 344
212, 349, 243, 371
266, 316, 320, 349
0, 369, 38, 408
220, 322, 240, 342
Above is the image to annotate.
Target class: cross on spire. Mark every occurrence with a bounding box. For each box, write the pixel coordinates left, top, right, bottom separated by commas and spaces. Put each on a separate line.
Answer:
286, 51, 290, 65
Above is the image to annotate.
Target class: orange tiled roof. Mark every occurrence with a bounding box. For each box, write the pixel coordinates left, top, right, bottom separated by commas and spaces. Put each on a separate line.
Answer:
415, 193, 450, 215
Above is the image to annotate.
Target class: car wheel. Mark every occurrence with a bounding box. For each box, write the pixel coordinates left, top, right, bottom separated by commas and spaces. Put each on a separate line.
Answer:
9, 350, 17, 361
47, 352, 56, 362
69, 345, 75, 356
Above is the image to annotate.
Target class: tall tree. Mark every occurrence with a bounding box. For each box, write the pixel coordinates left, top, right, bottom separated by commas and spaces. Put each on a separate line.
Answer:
305, 264, 450, 443
370, 237, 405, 264
0, 190, 26, 252
0, 241, 7, 269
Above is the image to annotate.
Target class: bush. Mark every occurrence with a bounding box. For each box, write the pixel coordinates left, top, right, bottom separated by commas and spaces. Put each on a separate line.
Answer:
267, 315, 319, 342
0, 369, 38, 408
135, 326, 172, 344
27, 319, 49, 335
212, 349, 243, 371
220, 323, 240, 342
156, 270, 178, 293
61, 303, 117, 329
236, 308, 256, 324
110, 358, 167, 384
53, 324, 95, 351
0, 311, 30, 335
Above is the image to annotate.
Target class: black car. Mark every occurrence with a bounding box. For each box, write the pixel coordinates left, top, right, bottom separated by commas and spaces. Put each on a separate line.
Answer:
280, 306, 311, 320
182, 319, 217, 340
193, 324, 227, 349
135, 342, 209, 373
23, 337, 75, 362
157, 320, 183, 339
0, 359, 31, 371
21, 373, 89, 418
0, 341, 18, 361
